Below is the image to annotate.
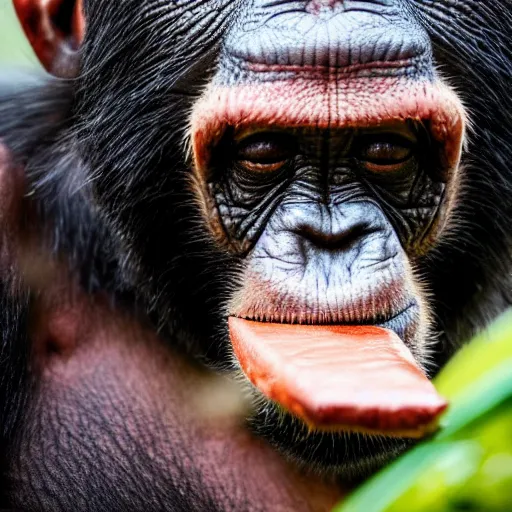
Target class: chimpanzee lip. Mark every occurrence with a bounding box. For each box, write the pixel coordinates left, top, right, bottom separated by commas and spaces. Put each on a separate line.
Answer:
236, 300, 416, 326
228, 308, 444, 440
234, 300, 418, 345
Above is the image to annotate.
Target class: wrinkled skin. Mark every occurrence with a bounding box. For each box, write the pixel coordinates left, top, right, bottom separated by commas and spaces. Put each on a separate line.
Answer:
0, 0, 511, 510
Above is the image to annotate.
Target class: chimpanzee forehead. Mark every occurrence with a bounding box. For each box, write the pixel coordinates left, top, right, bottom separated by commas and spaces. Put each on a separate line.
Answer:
82, 0, 237, 42
79, 0, 504, 57
84, 0, 234, 16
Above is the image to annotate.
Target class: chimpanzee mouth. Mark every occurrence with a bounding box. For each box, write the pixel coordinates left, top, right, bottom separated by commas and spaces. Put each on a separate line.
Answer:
226, 299, 445, 477
228, 303, 444, 419
237, 300, 420, 346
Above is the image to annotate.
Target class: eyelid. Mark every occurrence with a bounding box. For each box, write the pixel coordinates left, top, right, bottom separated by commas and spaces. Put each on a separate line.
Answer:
237, 160, 288, 174
361, 142, 413, 164
359, 121, 420, 144
235, 132, 297, 172
355, 131, 416, 161
237, 141, 290, 162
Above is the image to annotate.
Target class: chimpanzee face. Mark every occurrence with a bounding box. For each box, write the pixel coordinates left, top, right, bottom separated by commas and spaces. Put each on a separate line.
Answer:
64, 0, 473, 474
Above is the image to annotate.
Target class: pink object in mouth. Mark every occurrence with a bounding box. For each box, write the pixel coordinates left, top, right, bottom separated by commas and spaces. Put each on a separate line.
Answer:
229, 317, 448, 438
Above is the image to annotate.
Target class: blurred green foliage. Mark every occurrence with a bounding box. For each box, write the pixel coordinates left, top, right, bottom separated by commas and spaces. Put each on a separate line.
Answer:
0, 0, 38, 66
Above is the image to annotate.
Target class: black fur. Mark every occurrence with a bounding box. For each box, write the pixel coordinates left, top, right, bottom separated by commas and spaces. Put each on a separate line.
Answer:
414, 1, 512, 363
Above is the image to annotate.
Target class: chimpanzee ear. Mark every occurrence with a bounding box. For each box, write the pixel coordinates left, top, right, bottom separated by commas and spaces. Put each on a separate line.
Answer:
13, 0, 85, 78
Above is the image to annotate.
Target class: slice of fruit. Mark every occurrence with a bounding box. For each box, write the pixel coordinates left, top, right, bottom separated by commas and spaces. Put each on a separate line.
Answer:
229, 318, 448, 438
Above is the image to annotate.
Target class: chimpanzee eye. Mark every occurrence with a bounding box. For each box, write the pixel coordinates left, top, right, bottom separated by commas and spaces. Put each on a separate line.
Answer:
361, 142, 412, 165
356, 135, 416, 173
236, 132, 297, 174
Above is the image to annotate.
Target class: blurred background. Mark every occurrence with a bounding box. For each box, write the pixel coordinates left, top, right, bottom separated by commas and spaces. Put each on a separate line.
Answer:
0, 0, 39, 66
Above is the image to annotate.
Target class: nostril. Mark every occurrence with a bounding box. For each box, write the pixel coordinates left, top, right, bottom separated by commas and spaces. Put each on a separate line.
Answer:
295, 223, 377, 251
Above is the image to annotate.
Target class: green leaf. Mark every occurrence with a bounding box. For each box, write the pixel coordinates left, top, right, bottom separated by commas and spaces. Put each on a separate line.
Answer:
435, 310, 512, 400
333, 443, 463, 512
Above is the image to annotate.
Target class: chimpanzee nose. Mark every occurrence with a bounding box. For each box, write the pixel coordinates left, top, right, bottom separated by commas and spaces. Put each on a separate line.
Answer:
295, 221, 374, 252
279, 202, 382, 255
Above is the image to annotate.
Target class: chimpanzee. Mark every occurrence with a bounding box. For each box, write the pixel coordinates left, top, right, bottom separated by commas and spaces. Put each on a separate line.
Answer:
0, 0, 510, 510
